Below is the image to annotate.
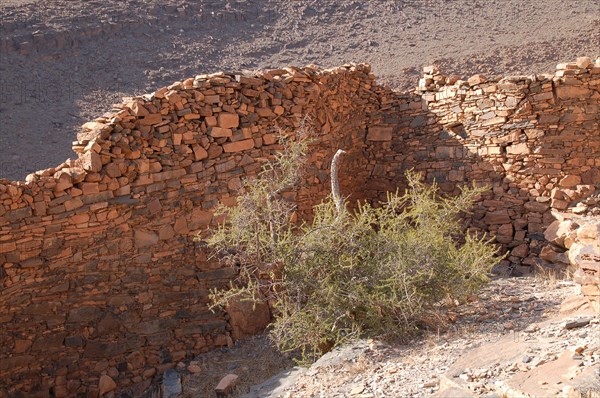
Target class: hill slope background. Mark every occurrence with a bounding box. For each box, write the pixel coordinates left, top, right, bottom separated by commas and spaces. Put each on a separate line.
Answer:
0, 0, 598, 180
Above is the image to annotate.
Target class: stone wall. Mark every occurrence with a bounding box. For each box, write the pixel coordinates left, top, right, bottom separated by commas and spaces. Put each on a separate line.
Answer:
0, 64, 376, 398
1, 58, 598, 397
363, 57, 600, 275
544, 215, 600, 312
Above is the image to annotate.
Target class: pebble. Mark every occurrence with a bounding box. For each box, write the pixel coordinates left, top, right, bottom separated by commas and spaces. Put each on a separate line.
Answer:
564, 318, 592, 329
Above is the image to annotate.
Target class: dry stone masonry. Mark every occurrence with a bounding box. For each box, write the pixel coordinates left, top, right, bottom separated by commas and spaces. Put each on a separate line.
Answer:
0, 64, 374, 398
0, 58, 598, 397
363, 57, 600, 277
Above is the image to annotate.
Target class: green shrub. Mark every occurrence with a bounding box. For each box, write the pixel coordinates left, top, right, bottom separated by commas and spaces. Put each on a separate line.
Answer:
202, 135, 501, 363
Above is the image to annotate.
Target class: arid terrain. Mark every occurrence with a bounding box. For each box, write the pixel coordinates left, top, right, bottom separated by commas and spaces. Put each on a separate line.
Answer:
1, 2, 599, 397
0, 0, 598, 180
144, 277, 600, 398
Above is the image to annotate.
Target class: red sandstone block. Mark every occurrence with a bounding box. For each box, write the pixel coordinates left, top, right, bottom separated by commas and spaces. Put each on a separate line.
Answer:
183, 113, 200, 120
193, 145, 208, 161
190, 208, 213, 229
104, 163, 122, 178
153, 169, 187, 182
263, 133, 278, 145
0, 354, 35, 372
210, 127, 232, 138
138, 113, 163, 126
174, 217, 189, 234
556, 85, 590, 100
256, 107, 275, 117
506, 143, 529, 155
98, 375, 117, 396
165, 91, 182, 104
559, 175, 581, 187
80, 151, 102, 173
205, 116, 217, 127
484, 210, 511, 225
128, 101, 150, 117
81, 191, 114, 205
70, 213, 90, 225
241, 88, 259, 97
223, 139, 254, 153
533, 91, 554, 102
114, 184, 131, 196
64, 198, 84, 212
215, 374, 239, 397
468, 74, 487, 85
218, 113, 239, 129
13, 339, 32, 354
366, 126, 393, 141
54, 172, 73, 192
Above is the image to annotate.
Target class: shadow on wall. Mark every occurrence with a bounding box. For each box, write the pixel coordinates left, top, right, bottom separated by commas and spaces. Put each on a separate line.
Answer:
0, 64, 374, 398
362, 59, 599, 277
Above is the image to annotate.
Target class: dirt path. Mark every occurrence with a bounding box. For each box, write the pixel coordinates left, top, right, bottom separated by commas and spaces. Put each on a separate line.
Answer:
0, 0, 598, 180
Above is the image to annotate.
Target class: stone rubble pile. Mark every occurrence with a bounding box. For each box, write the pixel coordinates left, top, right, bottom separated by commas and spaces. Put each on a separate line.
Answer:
543, 214, 600, 312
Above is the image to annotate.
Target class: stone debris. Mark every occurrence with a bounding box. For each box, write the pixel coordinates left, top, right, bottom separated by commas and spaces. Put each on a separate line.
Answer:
539, 214, 600, 312
215, 373, 239, 397
98, 375, 117, 396
564, 317, 592, 330
187, 362, 202, 374
246, 278, 599, 398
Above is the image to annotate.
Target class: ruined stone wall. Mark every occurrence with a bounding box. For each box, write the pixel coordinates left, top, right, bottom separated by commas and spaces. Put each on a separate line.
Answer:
0, 64, 376, 398
363, 58, 600, 275
0, 58, 598, 397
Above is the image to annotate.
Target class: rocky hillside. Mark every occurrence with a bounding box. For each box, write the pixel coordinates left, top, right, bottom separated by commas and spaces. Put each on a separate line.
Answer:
1, 0, 598, 180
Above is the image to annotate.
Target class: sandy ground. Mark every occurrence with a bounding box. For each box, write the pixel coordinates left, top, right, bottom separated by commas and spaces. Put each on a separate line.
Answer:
0, 0, 598, 180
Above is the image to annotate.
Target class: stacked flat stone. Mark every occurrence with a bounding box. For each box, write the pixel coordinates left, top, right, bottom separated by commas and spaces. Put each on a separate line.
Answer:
0, 58, 598, 397
364, 56, 599, 275
0, 64, 375, 397
417, 65, 460, 93
543, 215, 600, 312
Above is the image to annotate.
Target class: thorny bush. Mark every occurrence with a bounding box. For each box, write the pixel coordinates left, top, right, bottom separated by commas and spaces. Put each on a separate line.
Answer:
200, 133, 501, 363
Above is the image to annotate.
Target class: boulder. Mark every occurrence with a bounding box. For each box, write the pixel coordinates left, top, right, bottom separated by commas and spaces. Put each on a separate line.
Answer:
567, 243, 597, 268
576, 56, 592, 69
539, 245, 568, 265
226, 296, 271, 340
559, 175, 581, 188
467, 74, 486, 85
544, 219, 574, 248
576, 222, 599, 245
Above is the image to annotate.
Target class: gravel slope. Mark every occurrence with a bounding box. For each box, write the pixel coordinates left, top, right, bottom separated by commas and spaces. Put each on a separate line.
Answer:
0, 0, 598, 180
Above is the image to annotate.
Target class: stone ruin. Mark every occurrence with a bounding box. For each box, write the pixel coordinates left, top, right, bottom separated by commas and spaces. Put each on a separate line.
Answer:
0, 57, 599, 397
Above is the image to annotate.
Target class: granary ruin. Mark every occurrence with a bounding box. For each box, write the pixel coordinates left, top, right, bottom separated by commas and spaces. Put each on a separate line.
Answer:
1, 57, 599, 397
